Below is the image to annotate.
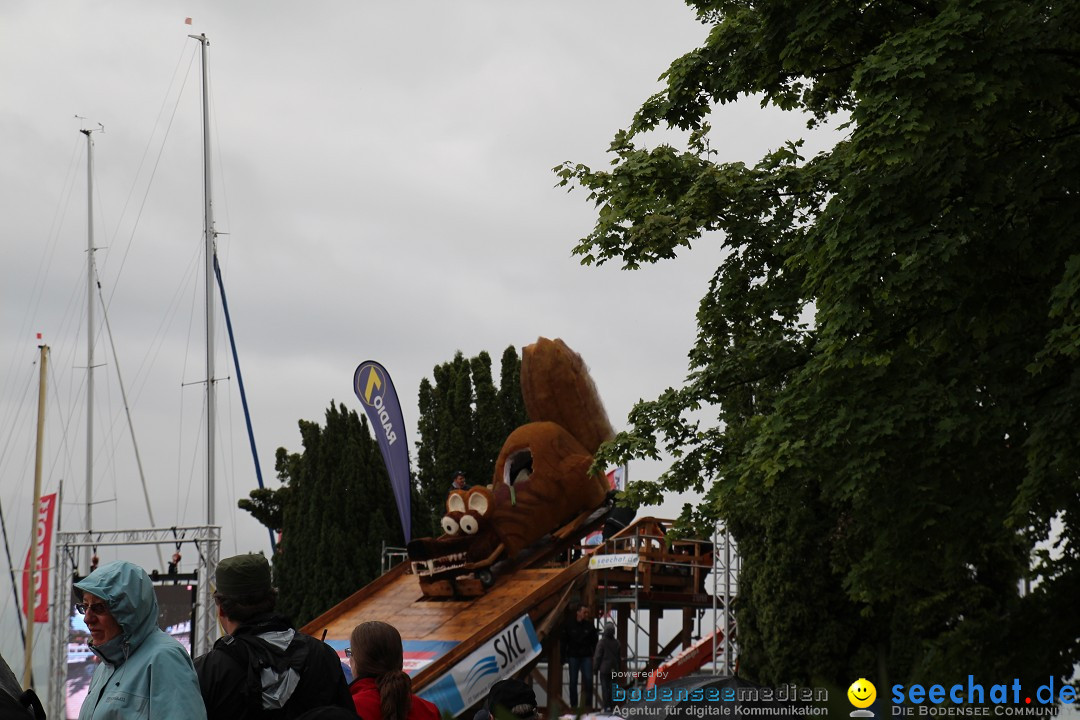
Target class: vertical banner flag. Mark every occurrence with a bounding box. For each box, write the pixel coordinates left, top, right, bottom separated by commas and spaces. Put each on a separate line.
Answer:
354, 361, 412, 542
605, 464, 627, 492
22, 492, 57, 622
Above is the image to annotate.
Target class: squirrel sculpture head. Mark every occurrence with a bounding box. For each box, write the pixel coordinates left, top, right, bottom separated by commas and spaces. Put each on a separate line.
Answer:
407, 337, 613, 592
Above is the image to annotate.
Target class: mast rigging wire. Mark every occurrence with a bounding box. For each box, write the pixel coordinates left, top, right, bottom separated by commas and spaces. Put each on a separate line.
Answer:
214, 255, 274, 553
101, 43, 198, 309
96, 278, 166, 571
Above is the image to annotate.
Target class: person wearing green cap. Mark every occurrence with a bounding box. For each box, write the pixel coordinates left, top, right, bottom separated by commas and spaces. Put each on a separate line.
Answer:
194, 553, 354, 719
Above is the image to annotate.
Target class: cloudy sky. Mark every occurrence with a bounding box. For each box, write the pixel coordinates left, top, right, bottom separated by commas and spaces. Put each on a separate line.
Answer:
0, 1, 832, 676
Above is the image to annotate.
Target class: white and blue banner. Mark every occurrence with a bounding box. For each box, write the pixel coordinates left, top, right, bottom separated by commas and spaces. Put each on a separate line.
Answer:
418, 614, 542, 717
589, 552, 640, 570
354, 360, 412, 542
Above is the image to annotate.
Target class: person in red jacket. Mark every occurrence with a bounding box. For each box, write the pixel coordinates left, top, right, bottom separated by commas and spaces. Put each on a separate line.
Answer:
348, 621, 440, 720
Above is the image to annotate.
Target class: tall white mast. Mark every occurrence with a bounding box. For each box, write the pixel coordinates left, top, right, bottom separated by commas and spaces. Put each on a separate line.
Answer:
189, 33, 216, 527
80, 128, 97, 574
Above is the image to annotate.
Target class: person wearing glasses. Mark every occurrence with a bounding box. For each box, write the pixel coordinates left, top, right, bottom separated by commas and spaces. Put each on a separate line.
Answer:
73, 560, 206, 719
194, 553, 354, 719
347, 621, 439, 720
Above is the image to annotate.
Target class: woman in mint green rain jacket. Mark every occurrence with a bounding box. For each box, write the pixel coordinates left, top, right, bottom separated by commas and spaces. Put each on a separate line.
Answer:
74, 561, 207, 720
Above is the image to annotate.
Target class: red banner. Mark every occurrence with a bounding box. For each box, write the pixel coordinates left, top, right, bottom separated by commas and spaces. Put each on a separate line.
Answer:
22, 493, 56, 623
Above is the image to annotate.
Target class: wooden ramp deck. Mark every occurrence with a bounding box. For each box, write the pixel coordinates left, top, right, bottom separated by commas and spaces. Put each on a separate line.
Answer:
301, 556, 590, 700
298, 515, 718, 718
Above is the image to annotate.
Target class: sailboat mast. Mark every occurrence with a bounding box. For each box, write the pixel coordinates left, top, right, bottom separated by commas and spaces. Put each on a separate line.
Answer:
22, 343, 47, 689
81, 128, 95, 574
190, 33, 217, 527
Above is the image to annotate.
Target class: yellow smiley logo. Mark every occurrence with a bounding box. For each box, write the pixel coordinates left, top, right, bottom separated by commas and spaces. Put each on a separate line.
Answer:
848, 678, 877, 709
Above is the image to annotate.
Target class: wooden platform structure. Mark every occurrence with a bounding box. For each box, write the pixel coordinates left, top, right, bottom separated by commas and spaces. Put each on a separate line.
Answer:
587, 518, 718, 680
301, 515, 719, 717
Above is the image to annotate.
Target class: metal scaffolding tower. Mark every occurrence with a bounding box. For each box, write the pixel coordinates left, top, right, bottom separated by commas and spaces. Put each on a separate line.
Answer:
713, 523, 740, 675
48, 525, 220, 720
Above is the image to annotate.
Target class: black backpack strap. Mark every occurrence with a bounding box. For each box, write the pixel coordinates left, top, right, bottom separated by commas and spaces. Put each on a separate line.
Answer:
217, 634, 272, 717
19, 688, 46, 720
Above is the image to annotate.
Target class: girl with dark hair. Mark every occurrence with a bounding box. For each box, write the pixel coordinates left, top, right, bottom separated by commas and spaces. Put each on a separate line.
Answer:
348, 621, 441, 720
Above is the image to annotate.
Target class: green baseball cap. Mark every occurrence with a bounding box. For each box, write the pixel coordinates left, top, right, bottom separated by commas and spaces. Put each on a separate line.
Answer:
215, 553, 272, 596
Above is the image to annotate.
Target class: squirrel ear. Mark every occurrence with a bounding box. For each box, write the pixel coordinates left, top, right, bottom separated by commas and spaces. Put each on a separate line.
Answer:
447, 491, 466, 514
467, 489, 491, 515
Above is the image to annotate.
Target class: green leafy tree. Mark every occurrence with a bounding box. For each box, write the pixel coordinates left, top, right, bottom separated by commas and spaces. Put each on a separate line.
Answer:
414, 347, 528, 536
558, 0, 1080, 687
241, 402, 401, 625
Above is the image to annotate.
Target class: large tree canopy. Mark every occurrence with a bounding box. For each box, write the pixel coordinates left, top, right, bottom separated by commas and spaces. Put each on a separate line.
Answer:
558, 0, 1080, 687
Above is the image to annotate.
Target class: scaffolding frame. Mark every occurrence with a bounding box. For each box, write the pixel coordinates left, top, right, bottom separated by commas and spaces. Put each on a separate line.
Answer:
537, 517, 740, 711
48, 526, 220, 720
592, 519, 738, 677
713, 523, 740, 675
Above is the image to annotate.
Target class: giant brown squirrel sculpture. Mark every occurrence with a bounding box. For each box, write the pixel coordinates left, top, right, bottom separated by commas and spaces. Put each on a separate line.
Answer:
407, 337, 614, 597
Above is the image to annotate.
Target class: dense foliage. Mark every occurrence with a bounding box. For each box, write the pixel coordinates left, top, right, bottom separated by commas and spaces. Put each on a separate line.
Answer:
557, 0, 1080, 687
240, 402, 401, 625
238, 347, 527, 623
414, 347, 528, 537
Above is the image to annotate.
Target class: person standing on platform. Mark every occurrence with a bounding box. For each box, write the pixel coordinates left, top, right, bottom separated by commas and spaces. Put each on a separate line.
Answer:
593, 622, 622, 714
449, 471, 471, 494
562, 604, 598, 711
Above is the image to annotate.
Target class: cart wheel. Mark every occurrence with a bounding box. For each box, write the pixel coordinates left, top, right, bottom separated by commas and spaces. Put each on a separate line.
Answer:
478, 569, 494, 587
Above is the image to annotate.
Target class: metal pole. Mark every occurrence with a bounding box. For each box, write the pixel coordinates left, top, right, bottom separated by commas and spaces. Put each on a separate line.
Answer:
633, 527, 640, 671
81, 128, 95, 575
23, 343, 48, 688
722, 526, 731, 675
712, 522, 718, 675
48, 480, 65, 720
189, 32, 216, 528
188, 31, 220, 657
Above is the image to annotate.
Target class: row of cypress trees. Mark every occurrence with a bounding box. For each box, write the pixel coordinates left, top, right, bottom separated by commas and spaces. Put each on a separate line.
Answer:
239, 345, 528, 625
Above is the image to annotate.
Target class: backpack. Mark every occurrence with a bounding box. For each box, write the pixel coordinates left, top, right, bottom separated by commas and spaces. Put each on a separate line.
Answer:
217, 628, 312, 720
0, 651, 45, 720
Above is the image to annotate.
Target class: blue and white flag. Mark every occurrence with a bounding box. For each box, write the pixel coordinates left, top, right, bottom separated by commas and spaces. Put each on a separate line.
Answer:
354, 360, 412, 542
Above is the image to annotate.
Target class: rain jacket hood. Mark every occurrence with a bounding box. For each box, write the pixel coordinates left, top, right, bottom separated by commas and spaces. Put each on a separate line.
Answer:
75, 561, 160, 664
73, 561, 207, 719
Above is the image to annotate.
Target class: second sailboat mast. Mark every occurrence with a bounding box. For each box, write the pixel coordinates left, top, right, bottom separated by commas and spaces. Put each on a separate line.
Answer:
81, 127, 95, 574
190, 32, 217, 527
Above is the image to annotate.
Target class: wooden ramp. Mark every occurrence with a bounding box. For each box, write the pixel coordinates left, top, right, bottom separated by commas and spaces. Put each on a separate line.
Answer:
301, 554, 590, 716
299, 514, 718, 717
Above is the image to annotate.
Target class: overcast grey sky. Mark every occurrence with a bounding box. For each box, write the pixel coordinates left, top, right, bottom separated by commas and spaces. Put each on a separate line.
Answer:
0, 1, 834, 676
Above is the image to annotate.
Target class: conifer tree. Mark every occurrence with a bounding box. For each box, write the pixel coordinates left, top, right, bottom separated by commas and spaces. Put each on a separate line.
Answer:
413, 346, 528, 537
471, 352, 502, 474
243, 402, 400, 625
496, 347, 526, 445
